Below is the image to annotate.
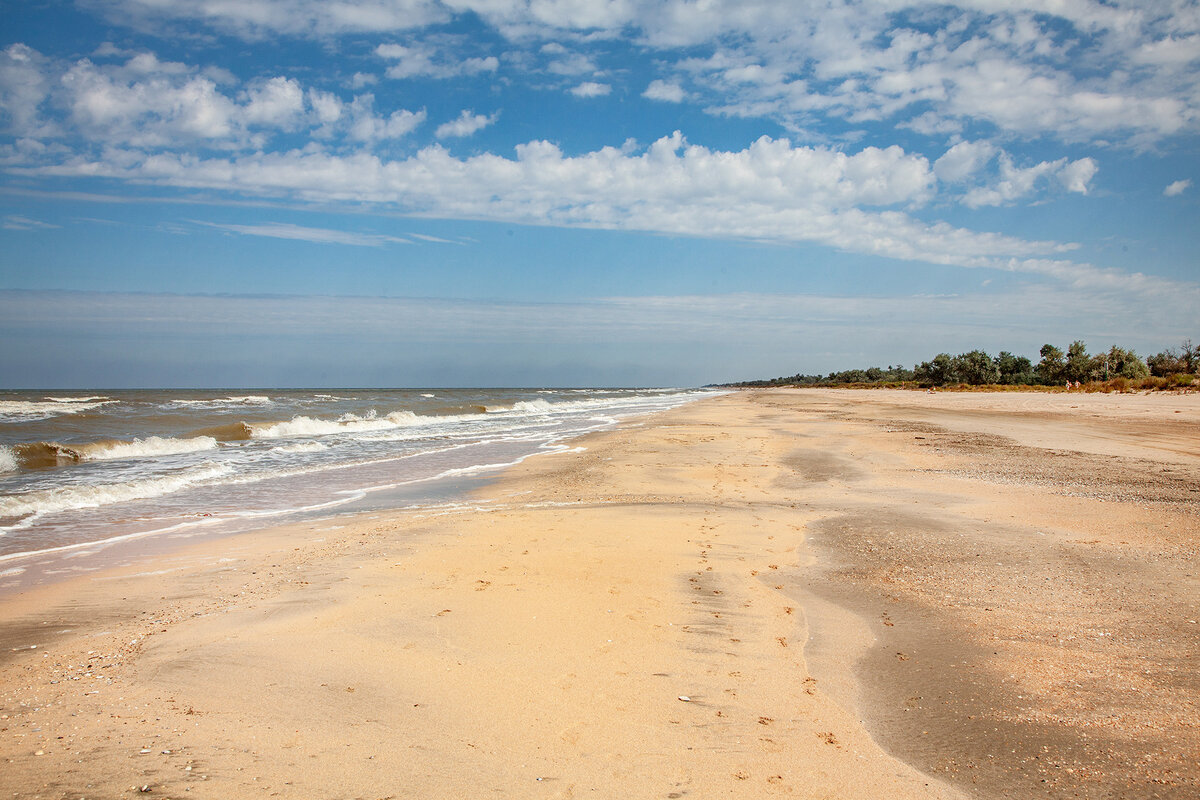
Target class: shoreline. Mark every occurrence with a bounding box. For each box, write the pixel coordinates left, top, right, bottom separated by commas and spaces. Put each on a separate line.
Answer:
2, 389, 1197, 798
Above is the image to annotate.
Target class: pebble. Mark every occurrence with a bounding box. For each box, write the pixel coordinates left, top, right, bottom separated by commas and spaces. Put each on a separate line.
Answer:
678, 695, 691, 702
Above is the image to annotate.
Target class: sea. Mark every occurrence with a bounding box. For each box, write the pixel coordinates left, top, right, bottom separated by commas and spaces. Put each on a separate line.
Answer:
0, 388, 711, 575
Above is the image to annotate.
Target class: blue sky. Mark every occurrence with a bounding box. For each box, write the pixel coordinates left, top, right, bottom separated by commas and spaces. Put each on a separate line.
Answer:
1, 0, 1197, 387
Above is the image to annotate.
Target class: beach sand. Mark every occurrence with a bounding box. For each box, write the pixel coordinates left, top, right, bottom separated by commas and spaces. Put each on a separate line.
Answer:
1, 388, 1197, 798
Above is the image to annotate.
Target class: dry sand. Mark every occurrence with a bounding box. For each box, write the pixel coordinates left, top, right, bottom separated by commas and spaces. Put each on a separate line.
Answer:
0, 388, 1197, 799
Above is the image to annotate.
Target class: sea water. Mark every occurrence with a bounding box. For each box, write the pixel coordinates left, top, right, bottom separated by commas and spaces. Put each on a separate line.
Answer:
0, 388, 710, 567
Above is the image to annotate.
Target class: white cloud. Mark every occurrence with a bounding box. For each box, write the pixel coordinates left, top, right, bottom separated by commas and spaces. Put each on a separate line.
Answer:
570, 81, 610, 97
23, 2, 1200, 148
643, 79, 685, 102
195, 220, 410, 246
27, 131, 1111, 280
2, 45, 425, 149
2, 214, 59, 230
1164, 178, 1192, 196
546, 52, 597, 76
376, 42, 498, 79
435, 109, 497, 138
242, 76, 306, 128
1057, 157, 1098, 194
963, 154, 1098, 207
92, 0, 449, 38
347, 94, 426, 141
0, 44, 57, 138
933, 140, 997, 183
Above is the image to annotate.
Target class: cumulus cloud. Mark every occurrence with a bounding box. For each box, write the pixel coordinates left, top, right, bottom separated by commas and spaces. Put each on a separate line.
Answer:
0, 44, 57, 137
435, 109, 497, 138
24, 131, 1110, 280
1164, 179, 1192, 196
1, 45, 425, 149
89, 0, 450, 38
933, 141, 997, 184
376, 42, 498, 80
1057, 157, 1098, 194
570, 81, 610, 97
963, 155, 1098, 207
643, 79, 685, 102
346, 95, 426, 141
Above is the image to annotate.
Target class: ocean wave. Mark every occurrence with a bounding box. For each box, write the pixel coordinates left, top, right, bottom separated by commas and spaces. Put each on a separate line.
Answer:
249, 410, 423, 439
0, 399, 117, 420
82, 435, 219, 461
9, 436, 218, 468
44, 395, 111, 403
189, 421, 255, 441
170, 395, 273, 407
0, 462, 234, 520
0, 446, 16, 473
511, 399, 555, 413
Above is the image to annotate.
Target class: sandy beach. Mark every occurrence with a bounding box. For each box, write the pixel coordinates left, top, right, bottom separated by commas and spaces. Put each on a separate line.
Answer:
1, 388, 1197, 799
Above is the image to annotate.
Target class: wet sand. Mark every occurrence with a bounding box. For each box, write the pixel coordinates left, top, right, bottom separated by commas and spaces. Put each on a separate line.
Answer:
1, 388, 1197, 798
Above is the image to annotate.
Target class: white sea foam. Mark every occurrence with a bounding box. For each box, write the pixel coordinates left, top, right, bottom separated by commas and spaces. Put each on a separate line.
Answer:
83, 436, 219, 461
45, 395, 111, 403
272, 441, 329, 454
0, 446, 16, 473
0, 462, 234, 520
172, 395, 272, 407
250, 410, 424, 439
511, 398, 555, 413
0, 399, 116, 420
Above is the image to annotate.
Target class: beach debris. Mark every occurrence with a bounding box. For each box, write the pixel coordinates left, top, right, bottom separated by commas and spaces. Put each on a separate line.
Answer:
677, 695, 691, 702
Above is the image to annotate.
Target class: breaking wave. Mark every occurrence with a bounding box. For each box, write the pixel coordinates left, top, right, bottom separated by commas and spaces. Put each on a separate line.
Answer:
512, 399, 555, 413
171, 395, 273, 408
0, 398, 117, 420
9, 436, 218, 468
250, 410, 423, 439
0, 446, 16, 473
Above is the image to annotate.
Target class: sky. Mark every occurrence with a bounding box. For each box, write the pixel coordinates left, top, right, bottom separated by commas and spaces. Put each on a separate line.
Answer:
1, 0, 1197, 388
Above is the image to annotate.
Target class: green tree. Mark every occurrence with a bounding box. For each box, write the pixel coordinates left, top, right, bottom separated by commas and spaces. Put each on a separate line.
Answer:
1037, 344, 1065, 385
1064, 340, 1091, 383
1092, 346, 1149, 380
914, 353, 954, 385
995, 351, 1034, 384
953, 349, 1000, 385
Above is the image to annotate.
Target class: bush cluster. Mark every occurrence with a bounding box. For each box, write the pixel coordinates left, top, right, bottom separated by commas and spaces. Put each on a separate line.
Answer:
726, 339, 1198, 390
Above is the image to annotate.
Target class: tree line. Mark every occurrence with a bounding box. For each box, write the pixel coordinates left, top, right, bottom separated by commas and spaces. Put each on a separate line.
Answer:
726, 339, 1199, 389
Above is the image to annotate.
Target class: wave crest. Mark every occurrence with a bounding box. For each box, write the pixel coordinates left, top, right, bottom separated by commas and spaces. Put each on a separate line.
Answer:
0, 399, 117, 420
10, 436, 218, 468
251, 410, 422, 439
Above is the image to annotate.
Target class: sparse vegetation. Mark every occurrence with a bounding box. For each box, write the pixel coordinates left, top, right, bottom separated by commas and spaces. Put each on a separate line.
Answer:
723, 338, 1198, 392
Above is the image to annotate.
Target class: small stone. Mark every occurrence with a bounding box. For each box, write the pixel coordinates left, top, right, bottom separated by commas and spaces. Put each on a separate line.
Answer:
677, 695, 691, 702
